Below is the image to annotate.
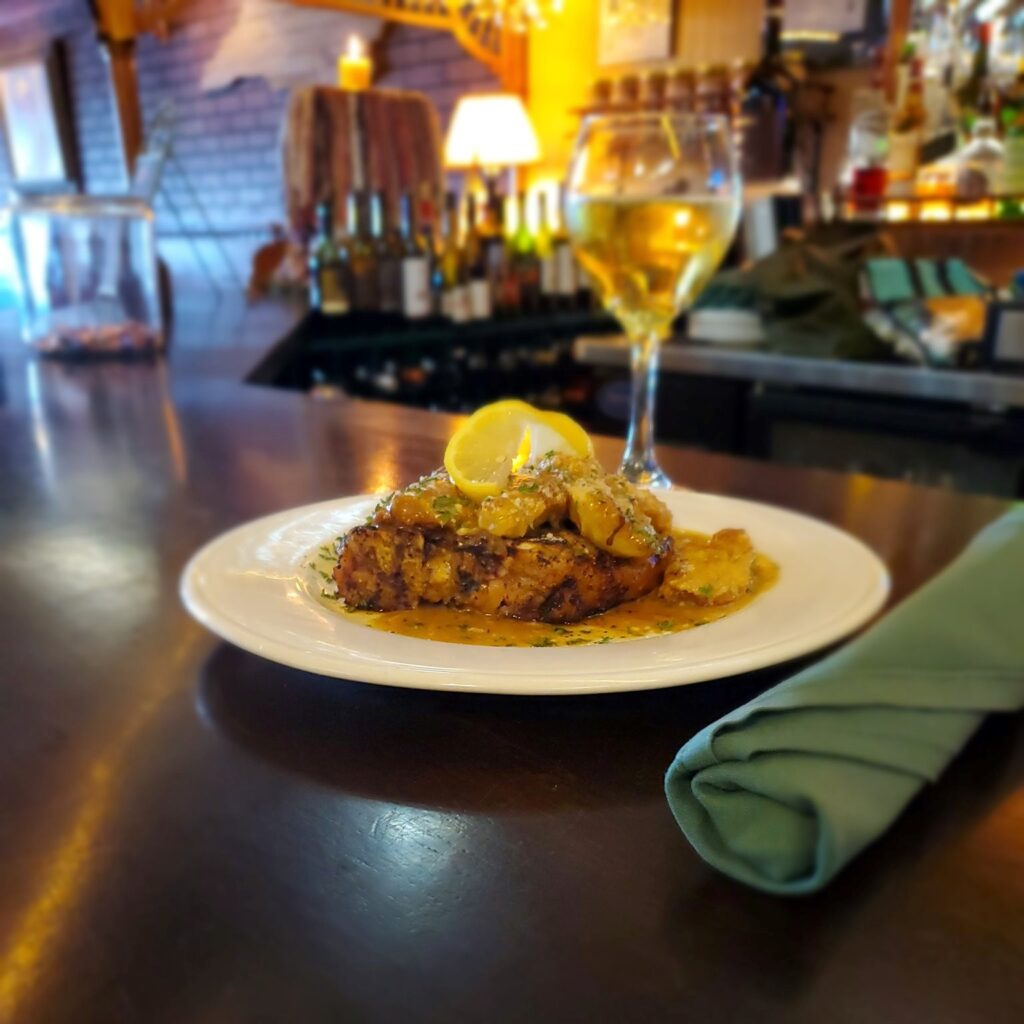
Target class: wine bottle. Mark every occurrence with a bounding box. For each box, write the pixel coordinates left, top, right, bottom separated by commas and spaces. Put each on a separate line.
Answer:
398, 192, 431, 320
439, 192, 469, 323
957, 22, 992, 134
552, 184, 577, 310
536, 190, 557, 311
346, 191, 379, 312
375, 192, 402, 315
512, 190, 540, 314
464, 193, 492, 320
308, 199, 349, 315
483, 191, 512, 317
741, 0, 794, 182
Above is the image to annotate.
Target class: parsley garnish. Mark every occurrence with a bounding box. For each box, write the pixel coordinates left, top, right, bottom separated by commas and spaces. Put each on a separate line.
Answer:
531, 636, 555, 647
517, 482, 540, 493
432, 495, 464, 525
699, 584, 714, 597
656, 620, 674, 631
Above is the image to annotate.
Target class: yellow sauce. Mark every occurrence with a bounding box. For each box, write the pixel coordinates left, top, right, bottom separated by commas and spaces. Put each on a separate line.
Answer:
311, 533, 779, 649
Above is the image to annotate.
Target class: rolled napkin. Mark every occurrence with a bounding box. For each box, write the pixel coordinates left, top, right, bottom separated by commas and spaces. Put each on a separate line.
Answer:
665, 506, 1024, 895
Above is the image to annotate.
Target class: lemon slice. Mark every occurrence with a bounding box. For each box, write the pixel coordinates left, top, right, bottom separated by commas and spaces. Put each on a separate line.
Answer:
444, 399, 594, 501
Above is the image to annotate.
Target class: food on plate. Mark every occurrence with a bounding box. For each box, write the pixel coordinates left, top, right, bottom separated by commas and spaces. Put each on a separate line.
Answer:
325, 401, 775, 644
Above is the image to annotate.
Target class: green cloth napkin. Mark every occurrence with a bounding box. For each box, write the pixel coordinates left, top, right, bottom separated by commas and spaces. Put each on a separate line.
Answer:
665, 506, 1024, 896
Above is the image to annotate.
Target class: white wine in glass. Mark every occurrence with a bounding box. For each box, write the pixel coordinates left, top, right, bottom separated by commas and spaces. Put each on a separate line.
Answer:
565, 114, 740, 487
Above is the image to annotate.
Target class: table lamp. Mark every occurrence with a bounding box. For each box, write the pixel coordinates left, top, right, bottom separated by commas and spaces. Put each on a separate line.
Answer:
444, 93, 540, 213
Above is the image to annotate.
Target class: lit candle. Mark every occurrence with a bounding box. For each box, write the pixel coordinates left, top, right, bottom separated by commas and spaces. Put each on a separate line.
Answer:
338, 35, 372, 92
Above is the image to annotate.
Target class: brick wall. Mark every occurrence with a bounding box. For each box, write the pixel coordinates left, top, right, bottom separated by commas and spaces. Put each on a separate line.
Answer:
0, 1, 494, 295
376, 24, 500, 130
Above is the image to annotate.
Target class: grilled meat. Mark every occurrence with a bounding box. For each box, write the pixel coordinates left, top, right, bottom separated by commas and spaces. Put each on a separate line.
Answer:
334, 455, 676, 623
334, 523, 667, 623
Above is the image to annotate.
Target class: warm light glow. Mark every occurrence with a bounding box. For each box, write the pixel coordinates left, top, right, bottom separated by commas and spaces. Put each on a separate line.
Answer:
444, 93, 541, 170
955, 201, 993, 221
920, 201, 953, 221
338, 34, 372, 91
885, 202, 912, 222
781, 29, 841, 43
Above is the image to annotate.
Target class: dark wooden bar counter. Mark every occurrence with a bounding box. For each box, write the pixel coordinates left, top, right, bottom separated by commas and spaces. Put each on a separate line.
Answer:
0, 299, 1021, 1023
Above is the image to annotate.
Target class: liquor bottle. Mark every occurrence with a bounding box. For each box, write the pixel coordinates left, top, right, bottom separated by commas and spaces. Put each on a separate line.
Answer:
536, 190, 557, 310
464, 193, 492, 320
1000, 58, 1024, 205
345, 191, 379, 312
482, 191, 512, 316
889, 58, 926, 190
957, 23, 992, 134
439, 192, 469, 322
308, 199, 349, 315
398, 192, 431, 320
741, 0, 794, 182
375, 192, 402, 315
848, 47, 889, 211
511, 191, 540, 314
552, 184, 577, 309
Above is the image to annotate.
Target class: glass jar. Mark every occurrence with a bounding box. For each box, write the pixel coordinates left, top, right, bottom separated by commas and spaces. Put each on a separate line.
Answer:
956, 118, 1006, 198
10, 195, 163, 355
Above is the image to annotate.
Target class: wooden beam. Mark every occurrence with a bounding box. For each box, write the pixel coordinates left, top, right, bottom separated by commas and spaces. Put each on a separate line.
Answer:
291, 0, 528, 96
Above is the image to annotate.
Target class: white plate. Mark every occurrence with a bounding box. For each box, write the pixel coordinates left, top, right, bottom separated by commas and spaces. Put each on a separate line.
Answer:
180, 492, 890, 696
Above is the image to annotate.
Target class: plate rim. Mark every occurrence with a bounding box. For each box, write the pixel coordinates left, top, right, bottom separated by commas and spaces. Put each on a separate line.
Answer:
180, 491, 891, 696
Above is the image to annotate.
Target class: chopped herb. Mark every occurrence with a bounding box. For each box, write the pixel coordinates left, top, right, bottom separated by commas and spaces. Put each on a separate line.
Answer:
530, 636, 555, 647
317, 569, 333, 582
432, 495, 465, 524
598, 636, 612, 644
656, 620, 674, 631
552, 626, 571, 635
699, 584, 714, 597
543, 449, 556, 459
517, 482, 540, 493
307, 561, 317, 570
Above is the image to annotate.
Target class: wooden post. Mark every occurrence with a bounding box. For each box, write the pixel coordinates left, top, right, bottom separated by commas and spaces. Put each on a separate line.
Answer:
499, 27, 528, 97
884, 0, 913, 102
91, 0, 145, 183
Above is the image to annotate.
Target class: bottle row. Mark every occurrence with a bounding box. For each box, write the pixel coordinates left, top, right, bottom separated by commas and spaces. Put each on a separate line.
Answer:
308, 187, 595, 323
310, 337, 590, 414
848, 18, 1024, 206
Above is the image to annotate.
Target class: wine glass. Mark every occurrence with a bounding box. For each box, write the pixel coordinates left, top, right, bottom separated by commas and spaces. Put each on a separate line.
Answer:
565, 113, 741, 488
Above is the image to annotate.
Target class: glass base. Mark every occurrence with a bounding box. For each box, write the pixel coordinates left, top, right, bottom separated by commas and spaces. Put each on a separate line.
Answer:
619, 456, 672, 489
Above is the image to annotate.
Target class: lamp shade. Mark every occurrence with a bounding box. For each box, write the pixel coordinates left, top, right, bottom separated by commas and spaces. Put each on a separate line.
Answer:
444, 93, 540, 170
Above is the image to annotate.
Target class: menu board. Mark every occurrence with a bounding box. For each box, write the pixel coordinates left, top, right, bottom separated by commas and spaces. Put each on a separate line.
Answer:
785, 0, 868, 35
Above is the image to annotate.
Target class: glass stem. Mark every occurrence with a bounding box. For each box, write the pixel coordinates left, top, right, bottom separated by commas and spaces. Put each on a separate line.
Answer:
620, 330, 670, 488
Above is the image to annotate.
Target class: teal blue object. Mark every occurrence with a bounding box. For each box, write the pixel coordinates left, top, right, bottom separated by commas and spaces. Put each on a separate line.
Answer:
665, 507, 1024, 896
945, 259, 986, 295
866, 258, 916, 304
913, 259, 945, 298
